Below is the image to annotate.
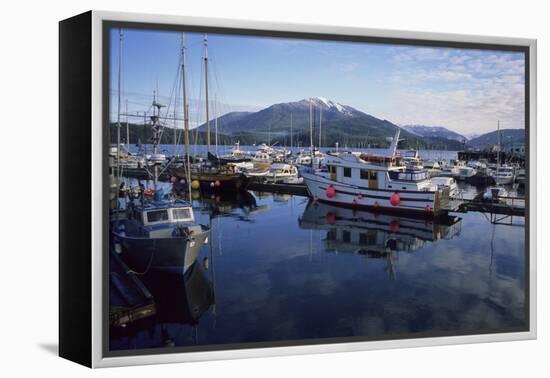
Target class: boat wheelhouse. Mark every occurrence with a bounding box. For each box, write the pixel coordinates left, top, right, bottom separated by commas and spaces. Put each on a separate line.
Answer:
300, 129, 451, 216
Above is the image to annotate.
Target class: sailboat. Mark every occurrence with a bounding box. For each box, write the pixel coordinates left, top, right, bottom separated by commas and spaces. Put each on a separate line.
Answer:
179, 34, 248, 193
111, 32, 210, 275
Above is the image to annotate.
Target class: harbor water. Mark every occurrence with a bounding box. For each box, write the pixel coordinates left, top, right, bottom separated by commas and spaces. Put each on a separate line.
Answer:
110, 181, 527, 351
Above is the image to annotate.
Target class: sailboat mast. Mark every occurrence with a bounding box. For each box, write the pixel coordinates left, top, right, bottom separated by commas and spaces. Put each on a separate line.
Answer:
290, 112, 293, 150
497, 120, 501, 168
181, 33, 192, 202
319, 106, 322, 148
116, 28, 123, 178
215, 93, 219, 155
309, 98, 313, 158
204, 34, 211, 153
125, 99, 129, 146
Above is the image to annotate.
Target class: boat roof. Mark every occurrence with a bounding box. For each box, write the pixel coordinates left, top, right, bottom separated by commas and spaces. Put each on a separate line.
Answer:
134, 199, 192, 211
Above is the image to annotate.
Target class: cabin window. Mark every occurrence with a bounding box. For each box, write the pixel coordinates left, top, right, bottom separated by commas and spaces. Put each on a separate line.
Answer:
361, 170, 377, 180
360, 232, 376, 245
173, 208, 192, 220
344, 167, 352, 178
343, 230, 351, 243
146, 210, 169, 223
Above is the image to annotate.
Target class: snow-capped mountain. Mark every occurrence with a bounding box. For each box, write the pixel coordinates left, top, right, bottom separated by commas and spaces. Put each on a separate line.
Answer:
195, 98, 465, 150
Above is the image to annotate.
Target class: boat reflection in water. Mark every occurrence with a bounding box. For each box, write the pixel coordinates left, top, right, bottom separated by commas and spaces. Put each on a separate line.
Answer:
110, 261, 215, 350
299, 201, 462, 277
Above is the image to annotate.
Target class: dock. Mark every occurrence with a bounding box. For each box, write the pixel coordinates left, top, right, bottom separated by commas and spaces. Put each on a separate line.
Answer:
247, 181, 309, 196
109, 250, 156, 327
440, 196, 525, 217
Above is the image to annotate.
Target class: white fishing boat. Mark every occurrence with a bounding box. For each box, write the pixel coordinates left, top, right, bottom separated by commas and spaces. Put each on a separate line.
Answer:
493, 165, 515, 185
423, 160, 441, 170
431, 176, 459, 197
300, 129, 452, 216
265, 163, 300, 183
439, 162, 459, 177
455, 165, 477, 180
295, 149, 325, 167
399, 150, 424, 171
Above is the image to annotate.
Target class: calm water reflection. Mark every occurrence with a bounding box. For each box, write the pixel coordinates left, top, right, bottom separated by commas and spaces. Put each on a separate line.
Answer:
110, 184, 526, 351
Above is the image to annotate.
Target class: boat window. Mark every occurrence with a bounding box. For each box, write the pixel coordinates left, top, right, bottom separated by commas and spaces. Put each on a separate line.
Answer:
343, 230, 351, 243
344, 167, 352, 178
360, 169, 368, 180
146, 210, 169, 223
173, 208, 192, 220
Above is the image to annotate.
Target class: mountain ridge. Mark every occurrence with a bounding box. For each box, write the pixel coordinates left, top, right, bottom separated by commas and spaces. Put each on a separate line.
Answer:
198, 97, 465, 150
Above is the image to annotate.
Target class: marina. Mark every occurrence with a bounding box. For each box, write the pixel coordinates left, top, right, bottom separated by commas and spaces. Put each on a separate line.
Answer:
106, 27, 527, 352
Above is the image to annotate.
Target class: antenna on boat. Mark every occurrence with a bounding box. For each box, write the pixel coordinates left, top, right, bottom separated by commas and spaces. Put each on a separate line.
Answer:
387, 127, 401, 157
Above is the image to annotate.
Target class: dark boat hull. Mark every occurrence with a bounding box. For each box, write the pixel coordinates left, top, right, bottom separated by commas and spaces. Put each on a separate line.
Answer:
112, 226, 209, 274
194, 173, 248, 193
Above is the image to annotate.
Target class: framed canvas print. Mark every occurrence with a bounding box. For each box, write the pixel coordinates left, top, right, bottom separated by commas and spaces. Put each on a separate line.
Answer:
59, 10, 537, 368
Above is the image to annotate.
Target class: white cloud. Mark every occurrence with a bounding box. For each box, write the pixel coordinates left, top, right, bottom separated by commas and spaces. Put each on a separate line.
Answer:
382, 48, 525, 134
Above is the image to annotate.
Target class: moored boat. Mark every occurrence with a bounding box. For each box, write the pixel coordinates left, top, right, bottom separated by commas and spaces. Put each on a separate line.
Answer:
300, 129, 452, 217
111, 193, 210, 274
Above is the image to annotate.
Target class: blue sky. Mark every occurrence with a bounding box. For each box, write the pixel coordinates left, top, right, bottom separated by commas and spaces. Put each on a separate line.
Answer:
110, 28, 525, 135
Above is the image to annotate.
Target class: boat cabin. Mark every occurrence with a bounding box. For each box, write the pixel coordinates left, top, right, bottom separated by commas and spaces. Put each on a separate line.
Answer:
127, 200, 195, 227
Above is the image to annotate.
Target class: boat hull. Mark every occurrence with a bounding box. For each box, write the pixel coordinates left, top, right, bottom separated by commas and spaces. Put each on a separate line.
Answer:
192, 173, 248, 193
112, 226, 209, 274
494, 176, 514, 185
301, 171, 441, 216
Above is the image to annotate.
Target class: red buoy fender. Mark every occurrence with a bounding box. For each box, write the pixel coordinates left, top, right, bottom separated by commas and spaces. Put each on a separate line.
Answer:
326, 185, 336, 198
390, 192, 400, 206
